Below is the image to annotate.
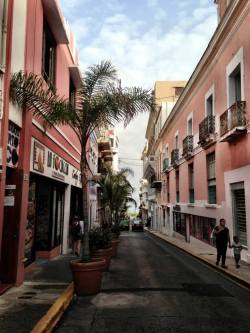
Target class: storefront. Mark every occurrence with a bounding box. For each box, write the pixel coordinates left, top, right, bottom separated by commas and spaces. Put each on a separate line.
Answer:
189, 215, 216, 246
24, 138, 81, 265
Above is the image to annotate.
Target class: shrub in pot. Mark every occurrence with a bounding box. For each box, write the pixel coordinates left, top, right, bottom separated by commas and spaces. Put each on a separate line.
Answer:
90, 228, 113, 271
110, 224, 120, 257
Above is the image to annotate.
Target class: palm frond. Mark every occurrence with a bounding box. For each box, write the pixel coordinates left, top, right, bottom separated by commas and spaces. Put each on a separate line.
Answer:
10, 71, 80, 129
81, 60, 117, 99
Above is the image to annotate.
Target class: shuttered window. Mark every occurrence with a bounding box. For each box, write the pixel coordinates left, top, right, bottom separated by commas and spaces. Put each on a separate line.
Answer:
207, 152, 216, 204
232, 183, 247, 246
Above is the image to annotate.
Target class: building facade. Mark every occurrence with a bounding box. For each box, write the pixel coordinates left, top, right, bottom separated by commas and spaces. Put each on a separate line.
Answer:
0, 0, 88, 288
143, 0, 250, 263
142, 81, 186, 231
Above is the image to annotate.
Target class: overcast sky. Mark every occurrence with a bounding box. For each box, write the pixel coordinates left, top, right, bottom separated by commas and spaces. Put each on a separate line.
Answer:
60, 0, 217, 207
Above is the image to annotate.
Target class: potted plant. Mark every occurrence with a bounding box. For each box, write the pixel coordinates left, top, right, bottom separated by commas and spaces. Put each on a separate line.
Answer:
90, 227, 113, 271
110, 224, 120, 257
10, 61, 153, 296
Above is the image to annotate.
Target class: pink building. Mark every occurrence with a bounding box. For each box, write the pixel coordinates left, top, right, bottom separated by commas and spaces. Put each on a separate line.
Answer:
0, 0, 86, 290
144, 0, 250, 262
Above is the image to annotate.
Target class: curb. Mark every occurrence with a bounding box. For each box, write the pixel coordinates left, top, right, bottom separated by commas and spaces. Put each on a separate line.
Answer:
147, 230, 250, 290
31, 282, 74, 333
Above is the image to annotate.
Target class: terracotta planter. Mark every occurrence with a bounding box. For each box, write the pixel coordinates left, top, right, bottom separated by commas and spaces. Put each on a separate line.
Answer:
91, 247, 113, 271
111, 239, 120, 257
70, 258, 106, 296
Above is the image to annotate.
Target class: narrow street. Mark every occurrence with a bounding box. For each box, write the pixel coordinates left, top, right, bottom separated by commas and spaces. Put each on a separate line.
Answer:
56, 232, 250, 333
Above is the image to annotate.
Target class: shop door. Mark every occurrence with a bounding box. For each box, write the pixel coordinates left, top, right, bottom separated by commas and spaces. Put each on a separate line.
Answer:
51, 188, 64, 251
1, 170, 20, 283
24, 181, 36, 266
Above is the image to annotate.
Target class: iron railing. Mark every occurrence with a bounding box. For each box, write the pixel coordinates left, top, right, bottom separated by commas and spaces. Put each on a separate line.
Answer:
182, 135, 193, 158
199, 115, 215, 145
220, 101, 246, 137
171, 149, 179, 166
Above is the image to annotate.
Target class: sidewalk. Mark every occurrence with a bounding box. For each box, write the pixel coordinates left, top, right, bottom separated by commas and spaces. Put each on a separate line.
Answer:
0, 255, 74, 333
147, 229, 250, 288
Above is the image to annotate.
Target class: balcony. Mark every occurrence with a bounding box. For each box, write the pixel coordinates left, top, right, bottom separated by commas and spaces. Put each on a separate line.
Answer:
98, 136, 112, 153
143, 156, 155, 179
220, 101, 247, 142
171, 149, 179, 167
182, 135, 193, 160
151, 180, 162, 190
162, 158, 170, 173
199, 115, 216, 148
42, 0, 69, 44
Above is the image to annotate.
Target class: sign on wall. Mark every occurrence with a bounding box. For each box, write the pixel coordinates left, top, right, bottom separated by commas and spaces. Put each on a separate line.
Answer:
33, 141, 45, 173
31, 138, 81, 188
4, 185, 16, 207
7, 122, 20, 168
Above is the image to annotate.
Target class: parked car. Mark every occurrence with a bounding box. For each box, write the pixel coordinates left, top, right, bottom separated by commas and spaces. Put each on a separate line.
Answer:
132, 219, 144, 232
119, 219, 130, 231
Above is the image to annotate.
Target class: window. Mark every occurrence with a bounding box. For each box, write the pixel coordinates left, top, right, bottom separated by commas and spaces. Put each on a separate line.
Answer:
207, 152, 216, 204
42, 20, 56, 84
188, 163, 194, 203
167, 175, 170, 202
175, 134, 179, 149
176, 169, 180, 203
206, 94, 213, 117
190, 215, 216, 246
229, 64, 241, 106
69, 78, 76, 106
187, 118, 193, 135
231, 182, 247, 246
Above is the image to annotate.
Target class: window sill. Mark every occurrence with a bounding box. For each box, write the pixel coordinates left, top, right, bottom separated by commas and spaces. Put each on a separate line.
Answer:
187, 203, 195, 207
205, 203, 218, 209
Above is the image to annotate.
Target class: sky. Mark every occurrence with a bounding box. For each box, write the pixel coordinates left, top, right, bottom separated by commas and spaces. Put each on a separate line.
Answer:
60, 0, 218, 207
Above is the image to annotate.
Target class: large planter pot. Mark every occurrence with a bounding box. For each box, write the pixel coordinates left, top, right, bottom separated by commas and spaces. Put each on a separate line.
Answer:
111, 239, 120, 257
70, 258, 106, 296
91, 247, 113, 271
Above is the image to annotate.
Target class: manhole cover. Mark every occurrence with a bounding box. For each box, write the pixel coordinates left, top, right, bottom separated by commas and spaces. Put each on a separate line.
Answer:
183, 283, 232, 297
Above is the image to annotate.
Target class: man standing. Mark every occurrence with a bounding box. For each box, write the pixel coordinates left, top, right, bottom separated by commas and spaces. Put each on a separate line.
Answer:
214, 218, 231, 268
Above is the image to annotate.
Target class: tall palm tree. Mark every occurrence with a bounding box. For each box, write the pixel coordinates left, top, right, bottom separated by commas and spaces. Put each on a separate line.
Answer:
10, 61, 153, 261
98, 168, 136, 226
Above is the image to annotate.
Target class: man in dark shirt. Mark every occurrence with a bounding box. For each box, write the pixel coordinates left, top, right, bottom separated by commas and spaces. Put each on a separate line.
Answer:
214, 218, 231, 268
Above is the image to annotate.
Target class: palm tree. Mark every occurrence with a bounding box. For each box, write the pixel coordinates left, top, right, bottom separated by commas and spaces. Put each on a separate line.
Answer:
98, 168, 136, 226
10, 61, 152, 262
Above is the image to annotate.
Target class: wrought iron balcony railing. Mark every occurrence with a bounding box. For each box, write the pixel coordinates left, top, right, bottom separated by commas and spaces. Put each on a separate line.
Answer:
171, 149, 179, 167
220, 101, 246, 138
162, 158, 170, 172
182, 135, 193, 159
199, 115, 215, 147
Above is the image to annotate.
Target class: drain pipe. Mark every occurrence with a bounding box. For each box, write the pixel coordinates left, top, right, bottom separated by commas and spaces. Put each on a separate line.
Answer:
0, 0, 8, 173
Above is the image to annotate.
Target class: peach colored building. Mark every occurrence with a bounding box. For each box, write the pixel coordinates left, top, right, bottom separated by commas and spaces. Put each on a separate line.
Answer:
144, 0, 250, 262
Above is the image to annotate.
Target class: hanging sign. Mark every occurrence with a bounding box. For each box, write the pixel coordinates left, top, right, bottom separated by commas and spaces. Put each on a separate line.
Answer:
7, 122, 20, 168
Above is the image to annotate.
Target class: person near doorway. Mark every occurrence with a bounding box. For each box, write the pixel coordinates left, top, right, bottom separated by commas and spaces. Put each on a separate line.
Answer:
231, 235, 243, 268
71, 216, 82, 256
213, 218, 231, 269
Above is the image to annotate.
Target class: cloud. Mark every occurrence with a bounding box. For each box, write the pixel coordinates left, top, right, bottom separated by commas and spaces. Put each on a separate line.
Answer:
60, 0, 217, 205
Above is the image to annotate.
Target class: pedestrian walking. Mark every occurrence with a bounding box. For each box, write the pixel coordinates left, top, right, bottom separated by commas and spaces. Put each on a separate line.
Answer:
231, 236, 243, 268
213, 218, 231, 268
71, 216, 82, 256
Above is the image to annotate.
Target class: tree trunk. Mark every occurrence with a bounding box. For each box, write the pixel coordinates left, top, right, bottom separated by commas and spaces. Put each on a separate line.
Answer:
80, 143, 90, 262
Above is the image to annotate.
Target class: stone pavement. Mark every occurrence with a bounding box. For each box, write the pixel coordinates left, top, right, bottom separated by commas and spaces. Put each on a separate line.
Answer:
0, 255, 74, 333
148, 229, 250, 285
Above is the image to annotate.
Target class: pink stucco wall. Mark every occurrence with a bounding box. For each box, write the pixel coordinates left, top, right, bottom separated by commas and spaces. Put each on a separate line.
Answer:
160, 8, 250, 206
